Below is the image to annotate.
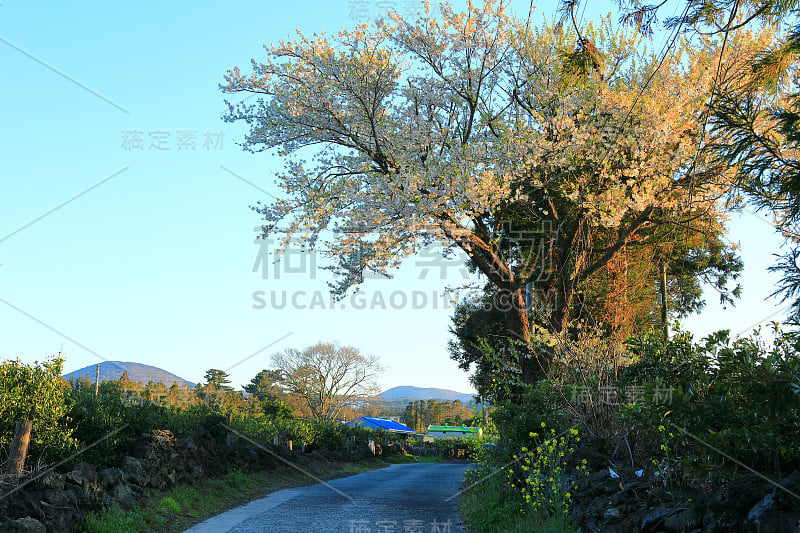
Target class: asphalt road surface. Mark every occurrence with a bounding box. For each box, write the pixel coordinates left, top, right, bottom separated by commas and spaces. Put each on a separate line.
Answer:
184, 462, 472, 533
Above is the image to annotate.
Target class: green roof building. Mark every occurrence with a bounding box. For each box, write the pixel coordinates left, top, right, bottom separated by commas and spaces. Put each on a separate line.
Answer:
426, 424, 482, 439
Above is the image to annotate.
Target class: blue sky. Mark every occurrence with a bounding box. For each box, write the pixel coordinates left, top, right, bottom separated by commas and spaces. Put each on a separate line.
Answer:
0, 1, 788, 394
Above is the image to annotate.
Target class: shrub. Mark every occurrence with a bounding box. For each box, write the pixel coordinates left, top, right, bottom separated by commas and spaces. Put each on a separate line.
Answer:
0, 357, 76, 463
620, 326, 800, 477
461, 430, 576, 533
66, 386, 217, 466
491, 380, 568, 457
512, 425, 588, 518
229, 412, 373, 452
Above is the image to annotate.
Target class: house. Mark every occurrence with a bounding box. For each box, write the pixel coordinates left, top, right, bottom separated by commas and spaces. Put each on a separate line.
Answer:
426, 424, 482, 439
345, 416, 416, 435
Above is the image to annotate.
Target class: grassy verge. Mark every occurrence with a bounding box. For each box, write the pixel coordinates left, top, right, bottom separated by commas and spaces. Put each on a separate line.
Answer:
458, 467, 575, 533
381, 454, 444, 464
78, 459, 387, 533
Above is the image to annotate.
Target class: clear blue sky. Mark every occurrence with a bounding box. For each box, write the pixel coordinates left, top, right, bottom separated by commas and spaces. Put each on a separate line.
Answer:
0, 1, 788, 394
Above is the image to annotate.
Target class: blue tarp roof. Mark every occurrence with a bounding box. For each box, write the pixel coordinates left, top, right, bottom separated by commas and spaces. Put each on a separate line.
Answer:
346, 416, 416, 433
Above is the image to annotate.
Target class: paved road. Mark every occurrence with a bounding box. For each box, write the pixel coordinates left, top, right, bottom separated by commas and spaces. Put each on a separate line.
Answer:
184, 462, 472, 533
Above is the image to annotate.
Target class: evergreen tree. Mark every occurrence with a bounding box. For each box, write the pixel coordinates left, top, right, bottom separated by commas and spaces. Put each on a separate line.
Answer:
203, 369, 233, 391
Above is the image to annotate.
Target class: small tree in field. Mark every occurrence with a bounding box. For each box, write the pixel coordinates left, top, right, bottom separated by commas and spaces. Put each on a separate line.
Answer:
271, 343, 383, 421
223, 0, 760, 381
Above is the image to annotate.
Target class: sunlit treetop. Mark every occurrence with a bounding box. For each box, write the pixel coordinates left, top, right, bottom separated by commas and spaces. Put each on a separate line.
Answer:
223, 0, 766, 351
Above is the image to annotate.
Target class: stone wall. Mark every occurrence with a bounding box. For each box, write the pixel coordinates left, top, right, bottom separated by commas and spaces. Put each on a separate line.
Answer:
0, 427, 281, 532
564, 437, 800, 533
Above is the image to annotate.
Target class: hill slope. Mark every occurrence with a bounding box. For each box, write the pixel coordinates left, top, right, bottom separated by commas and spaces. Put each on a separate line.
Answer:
63, 361, 195, 388
380, 386, 475, 405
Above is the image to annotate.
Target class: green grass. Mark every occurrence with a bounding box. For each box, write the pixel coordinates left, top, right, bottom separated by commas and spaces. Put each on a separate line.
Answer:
77, 459, 388, 533
156, 496, 181, 514
80, 507, 165, 533
458, 468, 576, 533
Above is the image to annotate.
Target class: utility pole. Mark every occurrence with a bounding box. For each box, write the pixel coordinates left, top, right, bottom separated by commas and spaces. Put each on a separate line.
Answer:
525, 282, 532, 316
95, 363, 100, 396
5, 421, 32, 476
660, 260, 668, 341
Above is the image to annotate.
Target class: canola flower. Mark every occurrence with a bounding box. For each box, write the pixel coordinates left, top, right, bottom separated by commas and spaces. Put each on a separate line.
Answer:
506, 422, 589, 517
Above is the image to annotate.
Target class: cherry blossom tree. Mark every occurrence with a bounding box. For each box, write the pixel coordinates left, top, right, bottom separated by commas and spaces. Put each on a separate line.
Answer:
223, 1, 757, 381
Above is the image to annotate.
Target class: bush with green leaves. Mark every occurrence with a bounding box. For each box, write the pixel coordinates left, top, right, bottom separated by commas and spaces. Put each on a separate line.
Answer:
66, 382, 218, 466
620, 326, 800, 477
491, 380, 569, 458
423, 436, 474, 453
619, 330, 710, 391
260, 397, 294, 418
229, 412, 373, 452
0, 357, 76, 463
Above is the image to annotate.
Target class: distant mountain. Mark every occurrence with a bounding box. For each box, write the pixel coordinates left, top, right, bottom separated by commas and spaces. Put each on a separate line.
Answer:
380, 386, 476, 405
63, 361, 195, 388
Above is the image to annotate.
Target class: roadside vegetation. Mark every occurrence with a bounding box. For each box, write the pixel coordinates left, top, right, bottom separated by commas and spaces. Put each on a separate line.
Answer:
457, 327, 800, 532
78, 461, 385, 533
459, 465, 572, 533
0, 356, 479, 531
0, 356, 376, 469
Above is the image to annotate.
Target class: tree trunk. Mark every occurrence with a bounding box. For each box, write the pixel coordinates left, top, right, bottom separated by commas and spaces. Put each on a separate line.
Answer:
498, 285, 550, 383
5, 420, 33, 476
499, 285, 531, 345
551, 216, 592, 334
